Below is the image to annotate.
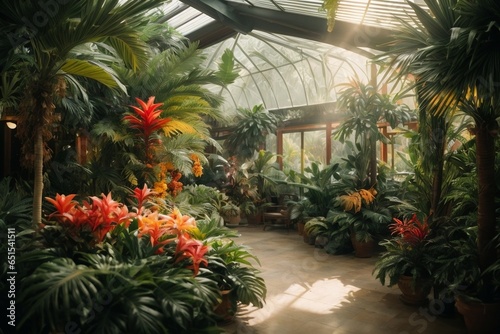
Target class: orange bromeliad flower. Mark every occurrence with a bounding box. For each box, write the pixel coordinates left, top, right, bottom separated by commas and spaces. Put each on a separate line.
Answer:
175, 233, 208, 275
45, 192, 133, 243
164, 207, 197, 235
137, 211, 171, 253
131, 184, 155, 215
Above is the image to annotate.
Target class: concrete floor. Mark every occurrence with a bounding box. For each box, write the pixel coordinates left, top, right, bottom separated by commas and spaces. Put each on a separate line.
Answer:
221, 225, 467, 334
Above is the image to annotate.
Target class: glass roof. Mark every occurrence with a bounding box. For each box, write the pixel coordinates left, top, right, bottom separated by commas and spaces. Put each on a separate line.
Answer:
162, 0, 426, 112
203, 31, 369, 113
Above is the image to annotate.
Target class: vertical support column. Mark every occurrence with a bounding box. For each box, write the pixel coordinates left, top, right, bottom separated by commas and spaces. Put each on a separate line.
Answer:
326, 123, 332, 165
300, 131, 305, 174
277, 128, 283, 169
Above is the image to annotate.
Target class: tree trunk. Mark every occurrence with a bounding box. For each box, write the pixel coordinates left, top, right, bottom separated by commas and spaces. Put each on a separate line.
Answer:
369, 134, 377, 186
475, 123, 497, 297
430, 117, 447, 219
32, 127, 44, 225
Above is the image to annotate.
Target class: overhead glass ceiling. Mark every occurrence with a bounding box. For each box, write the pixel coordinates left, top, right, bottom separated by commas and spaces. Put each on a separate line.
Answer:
202, 31, 368, 113
162, 0, 426, 112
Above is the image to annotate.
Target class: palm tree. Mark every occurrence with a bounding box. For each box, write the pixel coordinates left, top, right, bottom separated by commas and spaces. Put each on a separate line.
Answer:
88, 38, 237, 193
382, 0, 500, 298
0, 0, 165, 225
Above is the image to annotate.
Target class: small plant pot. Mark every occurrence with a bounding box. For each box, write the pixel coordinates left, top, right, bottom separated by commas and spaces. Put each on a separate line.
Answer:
455, 296, 500, 333
214, 290, 236, 324
397, 275, 431, 306
224, 215, 241, 226
350, 232, 375, 258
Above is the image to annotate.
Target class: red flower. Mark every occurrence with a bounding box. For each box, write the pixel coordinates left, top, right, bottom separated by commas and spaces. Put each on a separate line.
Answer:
123, 96, 171, 162
45, 193, 78, 218
390, 214, 430, 246
174, 233, 208, 275
131, 184, 155, 215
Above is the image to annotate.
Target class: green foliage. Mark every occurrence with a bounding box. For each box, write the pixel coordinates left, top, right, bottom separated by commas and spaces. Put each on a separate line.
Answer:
216, 49, 239, 85
205, 239, 266, 308
0, 177, 32, 224
13, 189, 266, 333
286, 161, 341, 219
225, 104, 281, 161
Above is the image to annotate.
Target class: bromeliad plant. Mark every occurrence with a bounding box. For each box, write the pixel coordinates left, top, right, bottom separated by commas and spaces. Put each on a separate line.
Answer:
18, 185, 266, 333
123, 96, 172, 165
373, 214, 435, 288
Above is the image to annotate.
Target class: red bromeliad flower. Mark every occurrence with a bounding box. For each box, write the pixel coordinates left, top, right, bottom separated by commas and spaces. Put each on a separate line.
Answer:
174, 233, 209, 275
390, 214, 430, 246
45, 193, 78, 220
131, 184, 155, 215
45, 192, 132, 243
123, 96, 171, 162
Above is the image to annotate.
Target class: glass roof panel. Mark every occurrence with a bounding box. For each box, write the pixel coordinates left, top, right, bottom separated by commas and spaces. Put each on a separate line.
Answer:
164, 3, 215, 35
202, 31, 370, 113
162, 0, 424, 112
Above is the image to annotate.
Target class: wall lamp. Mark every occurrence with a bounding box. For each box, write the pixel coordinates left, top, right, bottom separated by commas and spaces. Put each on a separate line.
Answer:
6, 121, 17, 129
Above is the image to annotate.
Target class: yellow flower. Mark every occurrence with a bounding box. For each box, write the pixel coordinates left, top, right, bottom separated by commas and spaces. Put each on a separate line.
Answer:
192, 161, 203, 177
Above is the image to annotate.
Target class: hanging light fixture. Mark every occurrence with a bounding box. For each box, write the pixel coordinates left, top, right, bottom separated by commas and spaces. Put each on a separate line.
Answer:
6, 121, 17, 129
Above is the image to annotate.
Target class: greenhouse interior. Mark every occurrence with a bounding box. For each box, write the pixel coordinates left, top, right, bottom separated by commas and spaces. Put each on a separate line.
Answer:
0, 0, 499, 333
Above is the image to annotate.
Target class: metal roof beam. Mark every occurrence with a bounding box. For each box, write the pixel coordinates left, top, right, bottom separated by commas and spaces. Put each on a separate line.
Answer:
181, 0, 253, 34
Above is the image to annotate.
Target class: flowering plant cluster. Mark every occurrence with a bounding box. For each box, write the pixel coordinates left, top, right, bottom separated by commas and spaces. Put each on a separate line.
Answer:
389, 213, 430, 247
373, 213, 435, 287
45, 185, 209, 276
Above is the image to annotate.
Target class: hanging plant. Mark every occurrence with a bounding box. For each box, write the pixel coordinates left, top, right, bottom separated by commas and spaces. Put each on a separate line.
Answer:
321, 0, 342, 32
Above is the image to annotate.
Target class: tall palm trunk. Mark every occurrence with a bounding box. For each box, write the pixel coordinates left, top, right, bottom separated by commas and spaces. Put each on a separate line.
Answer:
475, 123, 497, 275
429, 116, 447, 219
33, 127, 44, 225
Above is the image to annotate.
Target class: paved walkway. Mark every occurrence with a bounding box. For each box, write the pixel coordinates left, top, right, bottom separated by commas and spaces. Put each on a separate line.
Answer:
221, 225, 467, 334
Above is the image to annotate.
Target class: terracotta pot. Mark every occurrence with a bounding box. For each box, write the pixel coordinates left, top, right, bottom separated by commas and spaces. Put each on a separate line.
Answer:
350, 232, 375, 258
224, 215, 241, 225
455, 296, 500, 333
397, 275, 431, 306
214, 290, 236, 324
297, 222, 305, 236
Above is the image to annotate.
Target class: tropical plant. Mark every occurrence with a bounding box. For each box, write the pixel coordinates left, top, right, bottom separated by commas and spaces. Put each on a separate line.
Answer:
16, 185, 266, 333
334, 79, 415, 185
286, 161, 341, 220
225, 104, 281, 161
373, 214, 435, 288
379, 0, 500, 300
203, 237, 266, 320
86, 41, 237, 196
0, 0, 165, 225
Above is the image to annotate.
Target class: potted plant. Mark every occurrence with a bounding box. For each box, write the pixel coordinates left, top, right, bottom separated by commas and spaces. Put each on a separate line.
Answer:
201, 231, 267, 323
373, 214, 434, 305
220, 202, 241, 226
